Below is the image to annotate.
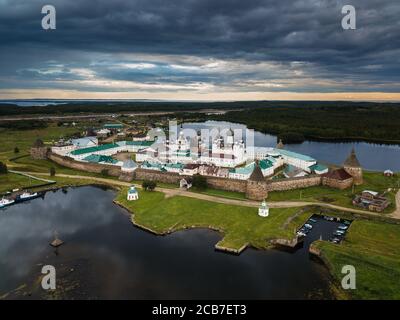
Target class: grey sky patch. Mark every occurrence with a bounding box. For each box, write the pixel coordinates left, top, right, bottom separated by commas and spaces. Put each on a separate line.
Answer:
0, 0, 399, 98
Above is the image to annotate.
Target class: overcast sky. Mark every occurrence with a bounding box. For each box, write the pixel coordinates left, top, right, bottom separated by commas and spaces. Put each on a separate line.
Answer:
0, 0, 399, 101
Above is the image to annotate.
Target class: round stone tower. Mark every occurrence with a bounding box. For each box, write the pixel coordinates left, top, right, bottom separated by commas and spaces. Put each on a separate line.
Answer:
276, 139, 284, 149
30, 139, 48, 160
246, 162, 269, 200
343, 148, 363, 185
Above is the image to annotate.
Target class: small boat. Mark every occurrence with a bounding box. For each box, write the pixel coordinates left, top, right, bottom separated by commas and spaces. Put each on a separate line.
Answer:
304, 223, 313, 229
329, 237, 341, 244
15, 191, 39, 203
334, 230, 345, 236
0, 198, 15, 208
300, 228, 310, 234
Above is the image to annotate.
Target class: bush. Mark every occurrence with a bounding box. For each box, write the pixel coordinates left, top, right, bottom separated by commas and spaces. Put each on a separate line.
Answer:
192, 174, 207, 190
101, 169, 109, 176
14, 147, 19, 154
50, 167, 56, 177
0, 162, 7, 174
277, 132, 305, 144
142, 180, 157, 191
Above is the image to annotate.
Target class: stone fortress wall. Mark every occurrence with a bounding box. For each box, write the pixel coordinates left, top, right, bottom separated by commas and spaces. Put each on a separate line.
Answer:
49, 152, 122, 177
47, 151, 333, 200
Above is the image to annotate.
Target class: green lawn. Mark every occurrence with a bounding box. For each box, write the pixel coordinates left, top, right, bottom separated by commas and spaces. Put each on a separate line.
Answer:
0, 173, 48, 194
115, 188, 309, 252
314, 220, 400, 299
0, 124, 84, 164
268, 171, 399, 213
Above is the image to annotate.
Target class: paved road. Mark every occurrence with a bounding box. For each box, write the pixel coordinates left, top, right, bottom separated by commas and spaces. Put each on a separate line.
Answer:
22, 171, 399, 219
391, 190, 400, 219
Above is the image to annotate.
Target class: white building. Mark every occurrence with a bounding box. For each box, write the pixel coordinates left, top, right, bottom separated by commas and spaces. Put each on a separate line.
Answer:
277, 149, 317, 171
258, 200, 269, 217
182, 164, 200, 176
96, 129, 111, 137
127, 186, 139, 201
51, 143, 76, 155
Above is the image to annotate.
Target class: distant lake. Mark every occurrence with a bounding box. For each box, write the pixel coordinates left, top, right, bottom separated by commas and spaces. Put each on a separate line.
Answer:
183, 121, 400, 171
0, 99, 168, 107
0, 186, 336, 299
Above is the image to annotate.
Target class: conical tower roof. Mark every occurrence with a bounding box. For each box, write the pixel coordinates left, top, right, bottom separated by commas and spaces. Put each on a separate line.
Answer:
276, 139, 284, 149
344, 148, 361, 167
122, 159, 137, 169
249, 162, 265, 182
33, 138, 44, 148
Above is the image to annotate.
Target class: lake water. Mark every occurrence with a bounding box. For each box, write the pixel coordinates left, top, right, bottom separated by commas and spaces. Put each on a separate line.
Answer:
182, 121, 400, 171
0, 186, 337, 300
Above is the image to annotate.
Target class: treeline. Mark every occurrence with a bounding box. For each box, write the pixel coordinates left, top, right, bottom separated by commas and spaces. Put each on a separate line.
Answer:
0, 101, 243, 116
0, 120, 48, 130
207, 104, 400, 144
1, 100, 399, 116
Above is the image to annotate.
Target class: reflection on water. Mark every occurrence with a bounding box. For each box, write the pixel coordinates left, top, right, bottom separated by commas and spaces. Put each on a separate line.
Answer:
183, 121, 400, 171
0, 186, 335, 299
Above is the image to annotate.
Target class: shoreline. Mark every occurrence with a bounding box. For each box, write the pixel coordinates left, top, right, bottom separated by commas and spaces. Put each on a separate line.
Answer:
186, 118, 400, 146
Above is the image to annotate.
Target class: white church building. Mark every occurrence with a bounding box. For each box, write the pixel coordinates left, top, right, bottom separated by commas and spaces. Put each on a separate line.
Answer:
258, 200, 269, 217
127, 186, 139, 201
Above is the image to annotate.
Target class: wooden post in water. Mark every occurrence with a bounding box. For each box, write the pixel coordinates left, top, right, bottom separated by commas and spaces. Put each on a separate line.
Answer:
50, 230, 64, 247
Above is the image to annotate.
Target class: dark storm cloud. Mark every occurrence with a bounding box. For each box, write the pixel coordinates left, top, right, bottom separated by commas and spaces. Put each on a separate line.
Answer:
0, 0, 399, 95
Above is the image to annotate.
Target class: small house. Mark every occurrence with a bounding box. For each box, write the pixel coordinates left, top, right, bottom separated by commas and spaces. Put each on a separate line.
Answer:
258, 200, 269, 217
127, 186, 139, 201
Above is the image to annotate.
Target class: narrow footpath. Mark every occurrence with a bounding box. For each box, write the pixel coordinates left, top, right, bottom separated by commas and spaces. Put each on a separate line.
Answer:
18, 171, 399, 220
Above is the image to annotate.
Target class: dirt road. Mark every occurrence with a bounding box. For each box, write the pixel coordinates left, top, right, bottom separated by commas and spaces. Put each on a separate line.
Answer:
20, 171, 398, 219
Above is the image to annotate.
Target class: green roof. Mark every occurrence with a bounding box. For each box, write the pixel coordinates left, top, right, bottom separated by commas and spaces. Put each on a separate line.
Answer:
278, 149, 316, 162
164, 163, 184, 169
71, 143, 119, 156
259, 159, 273, 170
126, 140, 155, 147
142, 161, 163, 170
229, 162, 255, 175
104, 123, 123, 128
230, 159, 273, 175
309, 163, 328, 172
83, 154, 118, 164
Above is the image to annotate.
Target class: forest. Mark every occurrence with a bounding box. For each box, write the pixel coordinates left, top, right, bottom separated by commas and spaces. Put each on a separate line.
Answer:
206, 104, 400, 144
1, 101, 400, 143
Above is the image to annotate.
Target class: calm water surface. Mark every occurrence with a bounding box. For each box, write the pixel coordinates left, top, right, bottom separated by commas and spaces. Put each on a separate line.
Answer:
183, 121, 400, 171
0, 186, 337, 299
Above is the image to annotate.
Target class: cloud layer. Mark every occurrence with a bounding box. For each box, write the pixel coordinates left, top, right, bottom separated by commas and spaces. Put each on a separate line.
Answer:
0, 0, 399, 100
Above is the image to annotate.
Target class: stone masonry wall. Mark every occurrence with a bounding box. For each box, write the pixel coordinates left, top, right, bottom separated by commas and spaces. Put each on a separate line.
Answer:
49, 152, 352, 199
134, 169, 183, 184
322, 176, 353, 190
267, 175, 322, 192
206, 176, 247, 193
30, 147, 48, 160
49, 152, 122, 177
246, 181, 269, 201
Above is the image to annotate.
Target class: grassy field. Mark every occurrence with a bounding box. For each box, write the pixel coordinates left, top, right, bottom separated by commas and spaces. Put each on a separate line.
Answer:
268, 171, 399, 213
0, 124, 83, 163
0, 172, 49, 194
115, 188, 310, 251
314, 220, 400, 299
